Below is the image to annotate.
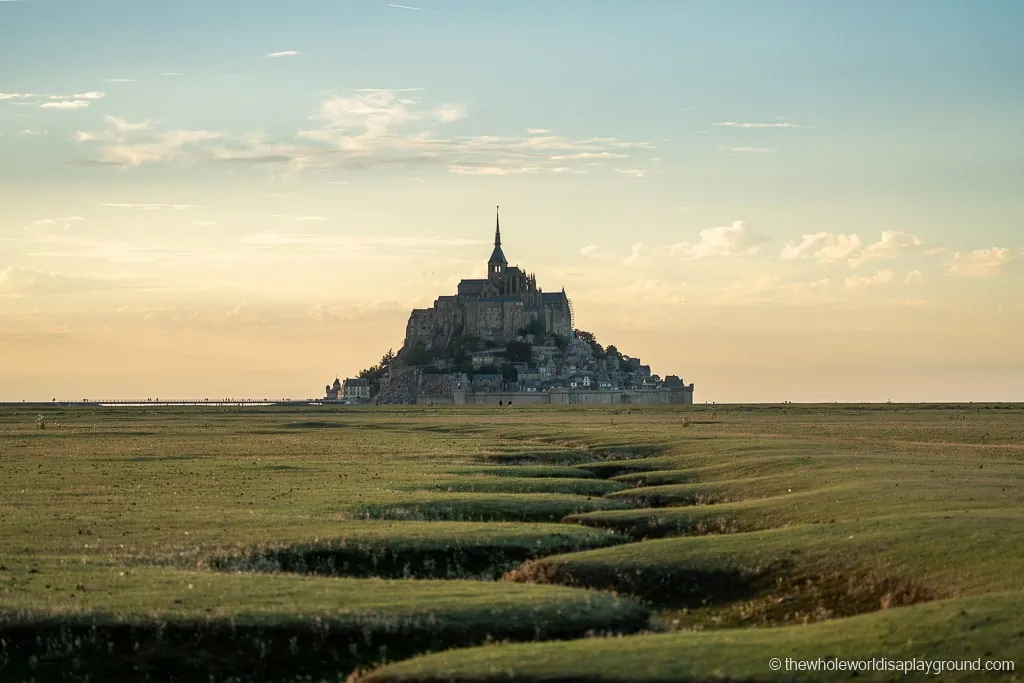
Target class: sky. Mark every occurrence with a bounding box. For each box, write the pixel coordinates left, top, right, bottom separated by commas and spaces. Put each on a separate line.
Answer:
1, 0, 1022, 403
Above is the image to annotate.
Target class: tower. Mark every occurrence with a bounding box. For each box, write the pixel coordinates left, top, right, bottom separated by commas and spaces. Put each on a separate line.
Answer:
487, 205, 507, 285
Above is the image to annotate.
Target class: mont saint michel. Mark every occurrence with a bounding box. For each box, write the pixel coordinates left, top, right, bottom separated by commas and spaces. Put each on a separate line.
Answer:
328, 209, 695, 406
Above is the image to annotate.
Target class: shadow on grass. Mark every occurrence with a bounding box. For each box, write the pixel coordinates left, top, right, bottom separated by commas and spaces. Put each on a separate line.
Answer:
208, 535, 627, 581
0, 608, 650, 683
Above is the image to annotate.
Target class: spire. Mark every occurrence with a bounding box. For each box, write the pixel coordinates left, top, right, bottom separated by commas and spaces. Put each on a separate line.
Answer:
495, 205, 501, 247
488, 205, 507, 269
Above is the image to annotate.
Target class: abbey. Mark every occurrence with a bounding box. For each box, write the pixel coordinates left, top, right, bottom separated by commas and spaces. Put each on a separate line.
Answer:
403, 208, 573, 352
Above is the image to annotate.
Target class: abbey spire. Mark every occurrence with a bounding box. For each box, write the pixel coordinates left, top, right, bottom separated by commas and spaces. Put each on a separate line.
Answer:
488, 205, 507, 282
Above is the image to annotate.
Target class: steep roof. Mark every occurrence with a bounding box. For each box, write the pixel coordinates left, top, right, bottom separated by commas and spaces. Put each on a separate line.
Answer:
488, 206, 507, 265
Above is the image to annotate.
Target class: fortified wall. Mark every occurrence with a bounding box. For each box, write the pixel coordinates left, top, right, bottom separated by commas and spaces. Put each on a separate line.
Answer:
449, 387, 694, 406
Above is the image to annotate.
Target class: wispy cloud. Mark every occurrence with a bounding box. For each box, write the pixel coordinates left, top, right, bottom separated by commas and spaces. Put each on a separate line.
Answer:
19, 129, 47, 136
844, 269, 893, 290
614, 168, 646, 178
551, 151, 627, 160
77, 89, 655, 176
33, 216, 85, 225
948, 248, 1018, 278
623, 242, 646, 266
527, 128, 551, 134
49, 91, 105, 101
432, 103, 466, 122
40, 100, 91, 110
388, 3, 429, 10
78, 120, 221, 166
0, 92, 37, 100
0, 266, 171, 297
713, 121, 800, 129
106, 78, 135, 83
580, 245, 600, 257
781, 232, 861, 264
162, 72, 182, 77
666, 221, 767, 259
781, 231, 931, 268
721, 146, 775, 153
266, 50, 299, 58
905, 269, 927, 284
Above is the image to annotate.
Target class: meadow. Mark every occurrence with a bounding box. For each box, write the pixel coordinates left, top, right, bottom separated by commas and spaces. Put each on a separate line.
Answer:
0, 402, 1022, 681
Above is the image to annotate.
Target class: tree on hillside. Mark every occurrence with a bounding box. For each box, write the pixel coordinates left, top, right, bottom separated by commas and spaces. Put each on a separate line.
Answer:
574, 329, 605, 358
358, 348, 396, 397
505, 340, 532, 364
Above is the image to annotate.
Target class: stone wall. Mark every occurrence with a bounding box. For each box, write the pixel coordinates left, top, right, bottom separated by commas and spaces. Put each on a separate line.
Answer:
452, 386, 694, 405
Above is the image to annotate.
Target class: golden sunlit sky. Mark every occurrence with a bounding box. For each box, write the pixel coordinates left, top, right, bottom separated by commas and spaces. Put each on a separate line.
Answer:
1, 1, 1022, 403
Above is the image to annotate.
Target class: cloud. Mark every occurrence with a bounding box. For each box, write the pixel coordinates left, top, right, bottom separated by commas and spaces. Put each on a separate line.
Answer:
721, 146, 775, 153
162, 72, 182, 77
40, 100, 91, 110
849, 231, 926, 267
623, 242, 646, 266
667, 221, 767, 259
781, 232, 862, 264
580, 245, 600, 257
844, 269, 893, 290
448, 164, 539, 176
527, 128, 551, 134
551, 151, 627, 160
948, 248, 1017, 278
388, 3, 429, 10
89, 127, 222, 167
904, 269, 927, 284
107, 116, 151, 134
781, 230, 932, 268
33, 216, 85, 225
0, 266, 169, 297
713, 121, 800, 128
432, 103, 466, 122
74, 90, 654, 175
614, 168, 646, 178
49, 91, 105, 101
266, 50, 299, 58
19, 129, 46, 136
106, 78, 135, 83
4, 91, 104, 110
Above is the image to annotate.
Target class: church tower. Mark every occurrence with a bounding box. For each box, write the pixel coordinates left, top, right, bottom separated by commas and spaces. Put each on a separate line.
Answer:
487, 205, 507, 285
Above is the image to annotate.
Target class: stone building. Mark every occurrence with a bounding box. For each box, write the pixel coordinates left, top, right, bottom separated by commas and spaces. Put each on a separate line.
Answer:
403, 208, 573, 353
342, 378, 370, 401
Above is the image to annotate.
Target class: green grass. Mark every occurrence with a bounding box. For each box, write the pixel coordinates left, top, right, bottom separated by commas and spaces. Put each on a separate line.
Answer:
506, 511, 1024, 626
346, 493, 629, 523
2, 402, 1023, 680
206, 521, 628, 580
399, 476, 626, 497
0, 562, 648, 681
356, 590, 1024, 682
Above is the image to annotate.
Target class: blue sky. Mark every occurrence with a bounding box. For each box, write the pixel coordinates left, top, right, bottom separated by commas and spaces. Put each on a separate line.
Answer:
1, 0, 1022, 401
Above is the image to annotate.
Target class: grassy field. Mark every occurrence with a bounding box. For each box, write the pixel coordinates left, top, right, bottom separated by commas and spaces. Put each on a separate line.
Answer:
1, 402, 1022, 681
